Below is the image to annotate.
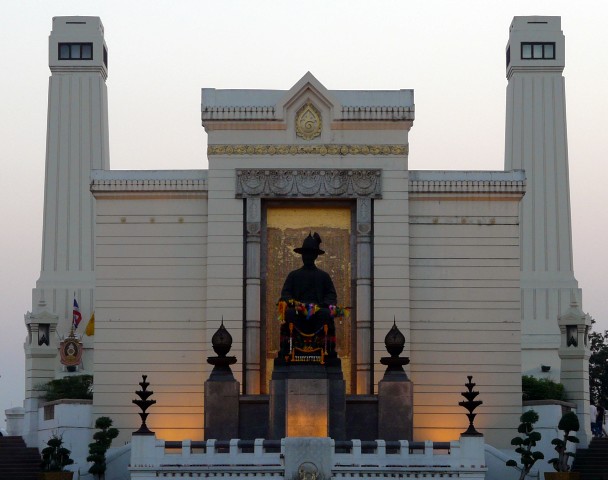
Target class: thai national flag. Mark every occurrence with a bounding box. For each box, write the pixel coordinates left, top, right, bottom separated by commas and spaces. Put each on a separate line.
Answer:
72, 298, 82, 329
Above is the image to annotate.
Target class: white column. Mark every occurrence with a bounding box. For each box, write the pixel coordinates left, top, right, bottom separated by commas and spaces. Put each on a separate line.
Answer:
245, 197, 262, 393
356, 197, 372, 393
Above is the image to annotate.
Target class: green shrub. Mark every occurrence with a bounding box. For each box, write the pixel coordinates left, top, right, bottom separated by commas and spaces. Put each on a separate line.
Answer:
506, 410, 544, 480
40, 433, 74, 471
37, 375, 93, 402
88, 416, 119, 479
548, 411, 580, 472
522, 375, 566, 401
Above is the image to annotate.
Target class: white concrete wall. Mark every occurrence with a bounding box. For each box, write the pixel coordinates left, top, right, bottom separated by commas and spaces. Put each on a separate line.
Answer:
38, 400, 93, 465
408, 191, 523, 449
372, 166, 410, 390
94, 192, 207, 443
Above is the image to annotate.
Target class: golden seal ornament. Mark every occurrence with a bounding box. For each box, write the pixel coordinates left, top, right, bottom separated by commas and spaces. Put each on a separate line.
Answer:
295, 101, 322, 140
59, 331, 83, 367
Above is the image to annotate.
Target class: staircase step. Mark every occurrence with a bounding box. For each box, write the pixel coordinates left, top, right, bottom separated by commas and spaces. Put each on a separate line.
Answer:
572, 437, 608, 480
0, 436, 41, 480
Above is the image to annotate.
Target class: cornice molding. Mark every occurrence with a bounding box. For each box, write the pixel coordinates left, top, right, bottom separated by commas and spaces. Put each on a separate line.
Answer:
202, 106, 276, 121
236, 169, 382, 198
209, 144, 408, 156
409, 178, 526, 194
201, 106, 414, 122
90, 178, 208, 193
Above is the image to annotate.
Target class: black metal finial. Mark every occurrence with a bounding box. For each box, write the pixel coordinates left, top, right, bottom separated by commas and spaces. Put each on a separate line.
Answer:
384, 316, 406, 357
207, 319, 237, 379
132, 375, 156, 435
211, 317, 233, 357
458, 375, 483, 436
380, 317, 410, 378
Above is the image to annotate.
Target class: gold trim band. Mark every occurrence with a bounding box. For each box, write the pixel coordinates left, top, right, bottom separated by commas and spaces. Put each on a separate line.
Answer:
208, 144, 408, 156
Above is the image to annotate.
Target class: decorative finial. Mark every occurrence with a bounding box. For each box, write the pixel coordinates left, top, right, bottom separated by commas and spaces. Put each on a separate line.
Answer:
132, 375, 156, 435
211, 317, 233, 357
380, 317, 409, 378
458, 375, 483, 436
384, 316, 405, 357
207, 320, 237, 379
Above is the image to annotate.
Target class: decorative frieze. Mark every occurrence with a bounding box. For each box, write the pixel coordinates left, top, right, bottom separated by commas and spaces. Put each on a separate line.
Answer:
201, 105, 414, 122
202, 106, 276, 121
208, 144, 408, 156
91, 179, 207, 192
409, 170, 526, 194
340, 105, 414, 121
409, 216, 520, 225
236, 169, 382, 198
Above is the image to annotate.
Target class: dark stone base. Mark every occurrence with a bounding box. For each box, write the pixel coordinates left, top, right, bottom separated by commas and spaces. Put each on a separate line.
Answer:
268, 360, 345, 440
204, 378, 240, 440
378, 378, 413, 441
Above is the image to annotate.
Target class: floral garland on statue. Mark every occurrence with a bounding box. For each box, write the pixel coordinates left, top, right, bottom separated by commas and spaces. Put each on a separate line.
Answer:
277, 299, 350, 323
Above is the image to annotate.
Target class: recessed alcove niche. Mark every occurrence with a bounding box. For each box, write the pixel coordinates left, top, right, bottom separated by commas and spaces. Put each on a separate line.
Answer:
237, 168, 381, 395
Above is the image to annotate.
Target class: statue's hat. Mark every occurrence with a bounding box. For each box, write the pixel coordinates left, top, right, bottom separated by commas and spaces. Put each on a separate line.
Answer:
294, 232, 325, 255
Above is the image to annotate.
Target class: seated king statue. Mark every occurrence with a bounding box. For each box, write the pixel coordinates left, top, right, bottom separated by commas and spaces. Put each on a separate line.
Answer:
278, 232, 338, 364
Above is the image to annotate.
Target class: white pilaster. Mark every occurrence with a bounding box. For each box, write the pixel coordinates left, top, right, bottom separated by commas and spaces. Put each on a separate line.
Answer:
356, 197, 372, 393
245, 197, 262, 393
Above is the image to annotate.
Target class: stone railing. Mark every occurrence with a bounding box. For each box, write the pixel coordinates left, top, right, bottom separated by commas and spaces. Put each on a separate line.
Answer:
129, 435, 487, 479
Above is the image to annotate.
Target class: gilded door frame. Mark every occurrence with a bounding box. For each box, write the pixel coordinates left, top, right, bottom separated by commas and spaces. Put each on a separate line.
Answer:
237, 168, 380, 395
260, 199, 357, 393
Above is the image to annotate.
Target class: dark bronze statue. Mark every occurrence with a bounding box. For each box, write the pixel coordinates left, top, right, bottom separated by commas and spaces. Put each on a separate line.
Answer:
278, 232, 338, 363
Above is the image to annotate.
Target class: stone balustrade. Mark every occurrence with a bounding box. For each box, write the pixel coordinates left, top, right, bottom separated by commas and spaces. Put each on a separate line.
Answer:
129, 435, 487, 479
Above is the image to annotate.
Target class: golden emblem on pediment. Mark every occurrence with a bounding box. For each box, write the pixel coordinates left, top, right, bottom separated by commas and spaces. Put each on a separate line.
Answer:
295, 101, 322, 140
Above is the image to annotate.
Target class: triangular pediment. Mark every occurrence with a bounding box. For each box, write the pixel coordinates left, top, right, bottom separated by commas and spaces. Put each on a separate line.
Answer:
276, 72, 342, 121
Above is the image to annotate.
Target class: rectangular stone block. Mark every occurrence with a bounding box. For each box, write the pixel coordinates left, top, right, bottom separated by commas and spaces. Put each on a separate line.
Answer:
286, 378, 329, 437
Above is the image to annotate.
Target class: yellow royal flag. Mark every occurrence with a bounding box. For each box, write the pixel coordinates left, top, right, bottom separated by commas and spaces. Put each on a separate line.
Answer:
85, 312, 95, 336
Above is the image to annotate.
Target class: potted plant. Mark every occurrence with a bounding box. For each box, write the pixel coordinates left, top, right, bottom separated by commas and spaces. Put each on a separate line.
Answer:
40, 433, 74, 479
506, 409, 544, 480
87, 416, 119, 479
545, 410, 581, 480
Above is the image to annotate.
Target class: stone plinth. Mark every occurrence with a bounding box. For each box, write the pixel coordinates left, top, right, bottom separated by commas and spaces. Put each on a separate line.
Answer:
378, 376, 413, 440
204, 379, 240, 440
269, 361, 345, 440
286, 379, 328, 437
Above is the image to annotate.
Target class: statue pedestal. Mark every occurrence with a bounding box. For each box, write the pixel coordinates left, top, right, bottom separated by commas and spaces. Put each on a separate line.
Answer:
269, 360, 345, 439
378, 377, 413, 440
378, 356, 413, 440
204, 378, 240, 440
204, 356, 239, 440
